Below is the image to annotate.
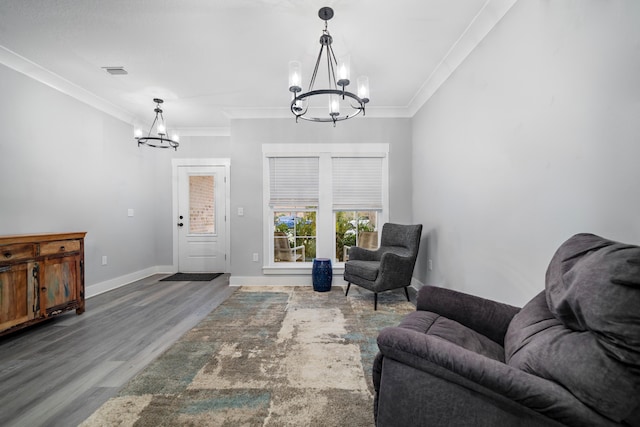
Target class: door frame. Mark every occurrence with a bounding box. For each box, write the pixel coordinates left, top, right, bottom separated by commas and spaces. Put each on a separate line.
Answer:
171, 158, 231, 273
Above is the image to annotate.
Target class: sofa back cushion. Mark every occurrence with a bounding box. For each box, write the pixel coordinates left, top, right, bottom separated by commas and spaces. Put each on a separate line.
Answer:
504, 233, 640, 422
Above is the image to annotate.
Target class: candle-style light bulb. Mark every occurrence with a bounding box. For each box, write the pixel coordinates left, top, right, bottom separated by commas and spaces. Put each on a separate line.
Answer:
329, 94, 340, 116
357, 76, 370, 103
337, 56, 350, 87
289, 60, 302, 93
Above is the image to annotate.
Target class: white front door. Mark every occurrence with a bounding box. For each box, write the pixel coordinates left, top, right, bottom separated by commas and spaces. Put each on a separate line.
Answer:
177, 165, 227, 272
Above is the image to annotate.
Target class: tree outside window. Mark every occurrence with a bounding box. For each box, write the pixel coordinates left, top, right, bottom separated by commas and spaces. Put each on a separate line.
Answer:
274, 210, 317, 262
335, 210, 378, 262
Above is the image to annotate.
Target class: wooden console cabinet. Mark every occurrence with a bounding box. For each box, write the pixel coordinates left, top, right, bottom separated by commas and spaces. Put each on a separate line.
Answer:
0, 232, 86, 336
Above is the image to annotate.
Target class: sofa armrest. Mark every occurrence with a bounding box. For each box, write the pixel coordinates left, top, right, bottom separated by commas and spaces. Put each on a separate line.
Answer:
416, 286, 520, 345
376, 327, 618, 427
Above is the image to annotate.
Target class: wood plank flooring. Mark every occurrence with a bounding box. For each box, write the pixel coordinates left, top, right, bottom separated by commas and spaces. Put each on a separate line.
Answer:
0, 273, 236, 427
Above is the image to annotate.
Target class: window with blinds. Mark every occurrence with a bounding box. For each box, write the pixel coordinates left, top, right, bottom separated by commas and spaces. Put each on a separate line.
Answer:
269, 157, 319, 207
332, 157, 383, 210
264, 144, 388, 268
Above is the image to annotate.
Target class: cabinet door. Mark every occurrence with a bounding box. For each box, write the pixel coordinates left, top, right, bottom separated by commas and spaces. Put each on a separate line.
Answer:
42, 255, 79, 313
0, 262, 38, 331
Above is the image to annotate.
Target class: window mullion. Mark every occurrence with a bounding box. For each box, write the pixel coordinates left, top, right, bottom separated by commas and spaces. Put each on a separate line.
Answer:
317, 153, 333, 259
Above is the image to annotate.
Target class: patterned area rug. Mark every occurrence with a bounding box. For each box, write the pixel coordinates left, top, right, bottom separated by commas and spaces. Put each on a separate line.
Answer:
81, 286, 415, 426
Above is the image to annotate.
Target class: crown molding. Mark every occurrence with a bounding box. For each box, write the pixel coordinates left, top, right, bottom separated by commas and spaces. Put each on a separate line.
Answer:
222, 106, 413, 120
407, 0, 518, 116
0, 45, 136, 124
174, 127, 231, 137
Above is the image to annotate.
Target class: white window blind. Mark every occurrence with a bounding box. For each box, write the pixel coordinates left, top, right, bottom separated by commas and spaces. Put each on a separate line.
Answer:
269, 157, 319, 207
332, 157, 383, 210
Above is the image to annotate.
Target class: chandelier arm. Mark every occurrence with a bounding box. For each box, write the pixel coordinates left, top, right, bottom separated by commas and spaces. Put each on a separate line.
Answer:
147, 114, 159, 138
309, 44, 325, 92
328, 44, 339, 89
326, 47, 334, 90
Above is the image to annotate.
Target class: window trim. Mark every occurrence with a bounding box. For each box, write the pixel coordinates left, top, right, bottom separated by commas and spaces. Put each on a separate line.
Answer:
262, 143, 389, 274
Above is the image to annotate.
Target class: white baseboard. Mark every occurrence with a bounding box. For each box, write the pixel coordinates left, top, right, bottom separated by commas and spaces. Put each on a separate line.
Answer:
411, 277, 426, 290
87, 269, 423, 297
85, 265, 174, 298
229, 275, 349, 287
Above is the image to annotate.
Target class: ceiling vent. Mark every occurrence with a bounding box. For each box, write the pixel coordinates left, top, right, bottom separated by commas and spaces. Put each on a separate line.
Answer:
102, 66, 128, 75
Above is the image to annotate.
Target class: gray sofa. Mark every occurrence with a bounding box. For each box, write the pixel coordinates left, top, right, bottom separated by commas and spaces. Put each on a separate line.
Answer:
374, 233, 640, 426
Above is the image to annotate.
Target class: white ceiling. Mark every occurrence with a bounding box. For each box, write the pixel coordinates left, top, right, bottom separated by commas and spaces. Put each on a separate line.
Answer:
0, 0, 516, 132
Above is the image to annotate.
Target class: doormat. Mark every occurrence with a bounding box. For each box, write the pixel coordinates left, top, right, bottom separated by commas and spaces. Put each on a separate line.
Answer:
160, 273, 223, 282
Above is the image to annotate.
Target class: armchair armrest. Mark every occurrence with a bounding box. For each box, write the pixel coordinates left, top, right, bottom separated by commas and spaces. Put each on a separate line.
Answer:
376, 327, 615, 426
377, 252, 415, 289
416, 286, 520, 345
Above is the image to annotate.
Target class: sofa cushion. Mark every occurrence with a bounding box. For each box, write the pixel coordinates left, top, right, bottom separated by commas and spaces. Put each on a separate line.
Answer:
399, 311, 505, 362
505, 233, 640, 422
344, 260, 379, 281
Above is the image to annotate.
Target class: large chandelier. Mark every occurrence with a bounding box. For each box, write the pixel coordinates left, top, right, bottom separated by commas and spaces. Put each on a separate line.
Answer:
288, 7, 370, 125
134, 98, 180, 150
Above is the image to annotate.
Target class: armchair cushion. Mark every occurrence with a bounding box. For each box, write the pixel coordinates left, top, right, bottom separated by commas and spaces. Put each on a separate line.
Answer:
343, 260, 379, 281
504, 233, 640, 422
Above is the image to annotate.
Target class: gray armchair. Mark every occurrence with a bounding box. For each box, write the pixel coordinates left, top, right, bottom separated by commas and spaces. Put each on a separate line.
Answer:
373, 233, 640, 426
344, 223, 422, 310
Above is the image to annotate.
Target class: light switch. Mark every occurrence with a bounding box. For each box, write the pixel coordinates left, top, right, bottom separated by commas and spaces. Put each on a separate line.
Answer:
238, 207, 244, 216
128, 209, 134, 217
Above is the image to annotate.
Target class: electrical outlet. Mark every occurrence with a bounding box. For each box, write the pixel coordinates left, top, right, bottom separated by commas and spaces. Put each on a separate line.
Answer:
102, 255, 108, 266
252, 253, 259, 262
428, 259, 433, 271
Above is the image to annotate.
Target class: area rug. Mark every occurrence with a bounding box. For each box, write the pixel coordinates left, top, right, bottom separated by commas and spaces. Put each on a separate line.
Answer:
81, 286, 415, 426
160, 272, 223, 282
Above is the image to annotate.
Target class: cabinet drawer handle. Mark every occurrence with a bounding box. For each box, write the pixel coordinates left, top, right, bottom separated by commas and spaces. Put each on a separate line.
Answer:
0, 266, 11, 273
59, 246, 65, 252
3, 252, 11, 259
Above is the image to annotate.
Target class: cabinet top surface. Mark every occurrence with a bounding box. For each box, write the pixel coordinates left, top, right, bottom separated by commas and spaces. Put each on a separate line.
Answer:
0, 232, 87, 245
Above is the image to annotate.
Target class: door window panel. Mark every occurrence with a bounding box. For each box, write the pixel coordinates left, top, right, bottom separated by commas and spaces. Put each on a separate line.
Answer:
189, 175, 215, 234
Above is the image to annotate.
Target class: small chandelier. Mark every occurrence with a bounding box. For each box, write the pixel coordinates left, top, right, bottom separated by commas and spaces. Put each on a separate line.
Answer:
288, 7, 370, 126
134, 98, 179, 150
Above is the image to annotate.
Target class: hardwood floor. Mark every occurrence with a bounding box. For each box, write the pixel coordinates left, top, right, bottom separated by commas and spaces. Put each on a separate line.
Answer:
0, 273, 236, 427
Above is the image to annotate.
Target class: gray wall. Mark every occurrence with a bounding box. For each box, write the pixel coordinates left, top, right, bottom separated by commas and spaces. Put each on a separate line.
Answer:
411, 0, 640, 306
229, 118, 413, 278
0, 64, 159, 287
